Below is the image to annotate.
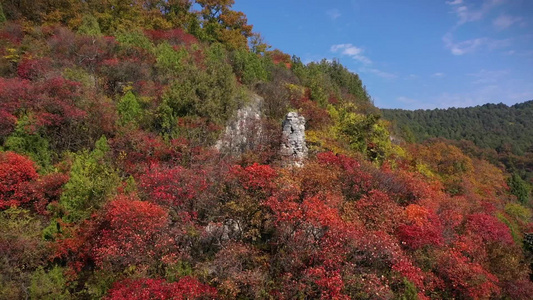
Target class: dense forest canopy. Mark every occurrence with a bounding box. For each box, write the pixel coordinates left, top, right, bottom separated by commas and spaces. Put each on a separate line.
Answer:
0, 1, 532, 299
382, 101, 533, 155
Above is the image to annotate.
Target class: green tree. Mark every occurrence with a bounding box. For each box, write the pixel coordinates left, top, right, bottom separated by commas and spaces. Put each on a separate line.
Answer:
29, 266, 71, 300
508, 173, 531, 205
77, 14, 102, 36
231, 48, 269, 85
3, 116, 52, 171
59, 136, 119, 222
117, 91, 142, 126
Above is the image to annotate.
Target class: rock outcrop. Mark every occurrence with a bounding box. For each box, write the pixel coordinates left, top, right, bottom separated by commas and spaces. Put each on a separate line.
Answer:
280, 112, 308, 167
215, 93, 263, 155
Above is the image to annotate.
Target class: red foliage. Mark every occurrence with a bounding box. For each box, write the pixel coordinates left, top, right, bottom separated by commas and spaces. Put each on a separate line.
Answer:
93, 195, 170, 268
436, 250, 500, 299
316, 152, 373, 200
0, 109, 17, 137
304, 267, 349, 300
465, 213, 514, 245
30, 173, 70, 214
392, 259, 425, 289
48, 27, 118, 68
230, 163, 277, 192
17, 57, 51, 80
135, 80, 166, 99
0, 151, 68, 213
290, 94, 331, 130
139, 164, 208, 208
397, 204, 444, 249
105, 277, 217, 300
353, 189, 403, 232
299, 98, 332, 130
268, 49, 292, 68
111, 130, 181, 175
0, 22, 25, 44
0, 152, 38, 209
0, 77, 86, 129
144, 29, 198, 46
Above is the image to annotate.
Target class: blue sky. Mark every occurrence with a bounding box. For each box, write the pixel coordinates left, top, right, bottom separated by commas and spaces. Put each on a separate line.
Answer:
232, 0, 533, 110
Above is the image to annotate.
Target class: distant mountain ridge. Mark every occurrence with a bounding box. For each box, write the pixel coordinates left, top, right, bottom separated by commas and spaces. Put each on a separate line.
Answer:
382, 100, 533, 155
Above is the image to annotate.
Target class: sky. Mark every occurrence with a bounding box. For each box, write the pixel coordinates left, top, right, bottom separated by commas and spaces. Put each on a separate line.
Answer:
232, 0, 533, 110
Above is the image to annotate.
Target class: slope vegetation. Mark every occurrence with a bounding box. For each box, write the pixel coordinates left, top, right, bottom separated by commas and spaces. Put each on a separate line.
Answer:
0, 1, 532, 299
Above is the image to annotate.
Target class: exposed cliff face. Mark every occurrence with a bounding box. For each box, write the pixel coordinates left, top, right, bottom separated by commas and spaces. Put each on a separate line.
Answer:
216, 97, 308, 166
280, 112, 308, 167
215, 93, 263, 155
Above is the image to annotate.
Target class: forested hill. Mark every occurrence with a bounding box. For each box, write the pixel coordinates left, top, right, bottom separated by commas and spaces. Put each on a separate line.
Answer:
382, 100, 533, 155
1, 1, 533, 299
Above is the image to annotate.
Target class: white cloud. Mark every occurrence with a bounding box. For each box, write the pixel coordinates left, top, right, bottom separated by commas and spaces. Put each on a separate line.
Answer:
467, 69, 509, 84
326, 9, 341, 20
442, 32, 511, 55
446, 0, 505, 26
432, 72, 445, 77
330, 43, 372, 64
446, 0, 463, 5
397, 96, 418, 104
359, 67, 397, 79
493, 14, 522, 30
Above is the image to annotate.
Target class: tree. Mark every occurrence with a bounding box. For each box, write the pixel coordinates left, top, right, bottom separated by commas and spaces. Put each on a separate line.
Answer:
508, 173, 530, 205
195, 0, 253, 49
59, 136, 119, 222
117, 91, 142, 126
77, 14, 102, 36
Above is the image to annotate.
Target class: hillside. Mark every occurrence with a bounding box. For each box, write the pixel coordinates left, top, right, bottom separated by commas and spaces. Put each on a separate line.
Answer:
382, 101, 533, 191
382, 101, 533, 155
1, 1, 533, 299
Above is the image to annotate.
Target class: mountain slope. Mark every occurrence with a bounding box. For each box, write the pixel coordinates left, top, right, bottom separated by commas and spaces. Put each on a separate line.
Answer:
0, 1, 532, 299
382, 101, 533, 155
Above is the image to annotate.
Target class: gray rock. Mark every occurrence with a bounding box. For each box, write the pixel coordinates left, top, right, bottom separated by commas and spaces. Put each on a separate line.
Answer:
205, 219, 243, 243
215, 93, 263, 155
280, 112, 308, 167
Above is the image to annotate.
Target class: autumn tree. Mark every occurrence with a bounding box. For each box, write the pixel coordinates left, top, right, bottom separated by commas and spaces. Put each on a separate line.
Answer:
195, 0, 253, 49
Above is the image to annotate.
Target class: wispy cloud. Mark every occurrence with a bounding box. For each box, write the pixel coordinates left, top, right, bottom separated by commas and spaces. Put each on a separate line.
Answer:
445, 0, 463, 5
442, 32, 511, 55
397, 96, 419, 104
326, 9, 341, 20
432, 72, 445, 77
359, 67, 397, 79
493, 14, 523, 30
330, 43, 372, 64
446, 0, 505, 26
467, 69, 509, 84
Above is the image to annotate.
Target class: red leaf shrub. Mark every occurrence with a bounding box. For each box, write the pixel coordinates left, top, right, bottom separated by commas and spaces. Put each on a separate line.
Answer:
139, 164, 209, 208
0, 110, 17, 137
397, 204, 444, 249
93, 196, 170, 269
17, 57, 51, 80
0, 152, 38, 209
0, 77, 86, 128
105, 277, 217, 300
144, 29, 198, 46
230, 163, 277, 192
466, 213, 513, 245
436, 250, 500, 299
